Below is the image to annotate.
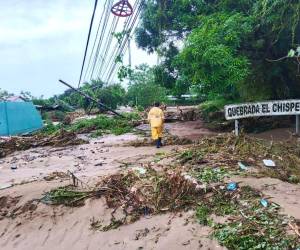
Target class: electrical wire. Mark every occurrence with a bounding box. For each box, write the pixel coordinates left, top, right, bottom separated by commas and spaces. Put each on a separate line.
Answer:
102, 2, 141, 82
87, 0, 113, 81
78, 0, 99, 87
93, 15, 120, 80
98, 3, 138, 79
80, 0, 144, 88
83, 0, 109, 81
104, 0, 143, 84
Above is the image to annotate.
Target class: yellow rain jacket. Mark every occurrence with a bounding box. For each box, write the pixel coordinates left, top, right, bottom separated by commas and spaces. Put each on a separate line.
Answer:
148, 107, 164, 140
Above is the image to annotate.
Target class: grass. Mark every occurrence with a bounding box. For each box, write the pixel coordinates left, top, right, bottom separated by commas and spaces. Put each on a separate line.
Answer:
200, 98, 234, 115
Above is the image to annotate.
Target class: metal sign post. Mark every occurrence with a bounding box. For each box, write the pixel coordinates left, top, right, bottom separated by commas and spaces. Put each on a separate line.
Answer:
235, 120, 239, 136
296, 115, 299, 135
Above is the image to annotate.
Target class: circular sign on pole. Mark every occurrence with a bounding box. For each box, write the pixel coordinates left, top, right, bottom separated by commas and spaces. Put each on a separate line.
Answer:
111, 0, 133, 17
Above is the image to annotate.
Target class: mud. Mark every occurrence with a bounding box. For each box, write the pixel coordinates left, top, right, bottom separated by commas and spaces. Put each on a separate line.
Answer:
232, 176, 300, 220
0, 121, 224, 250
0, 120, 299, 250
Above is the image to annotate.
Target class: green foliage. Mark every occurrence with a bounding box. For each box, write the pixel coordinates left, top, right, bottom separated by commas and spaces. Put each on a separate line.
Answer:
176, 13, 252, 99
113, 30, 130, 45
135, 0, 204, 52
179, 150, 203, 164
194, 185, 300, 249
196, 204, 211, 226
52, 111, 66, 122
69, 115, 131, 134
117, 65, 133, 81
39, 114, 137, 137
121, 111, 141, 120
200, 98, 230, 114
194, 167, 230, 185
200, 98, 239, 120
136, 0, 300, 106
42, 186, 90, 206
39, 122, 61, 136
126, 64, 168, 108
213, 206, 298, 249
97, 84, 126, 110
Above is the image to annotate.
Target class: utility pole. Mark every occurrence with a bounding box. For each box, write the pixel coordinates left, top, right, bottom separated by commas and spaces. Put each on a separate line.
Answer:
59, 79, 124, 118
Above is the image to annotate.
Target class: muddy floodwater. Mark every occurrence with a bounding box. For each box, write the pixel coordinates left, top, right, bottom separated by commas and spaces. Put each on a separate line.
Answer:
0, 122, 299, 250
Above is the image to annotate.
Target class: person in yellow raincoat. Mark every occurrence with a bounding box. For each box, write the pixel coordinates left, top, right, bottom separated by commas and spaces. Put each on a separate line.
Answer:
148, 102, 165, 148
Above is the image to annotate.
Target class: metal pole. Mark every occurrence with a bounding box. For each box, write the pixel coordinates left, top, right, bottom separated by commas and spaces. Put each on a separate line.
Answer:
59, 79, 124, 118
128, 37, 132, 67
296, 115, 299, 135
235, 120, 239, 136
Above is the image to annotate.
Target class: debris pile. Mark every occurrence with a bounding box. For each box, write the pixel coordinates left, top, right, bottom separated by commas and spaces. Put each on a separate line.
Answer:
0, 129, 87, 158
196, 186, 300, 249
142, 106, 201, 122
179, 133, 300, 183
41, 166, 206, 227
40, 164, 300, 248
41, 186, 93, 206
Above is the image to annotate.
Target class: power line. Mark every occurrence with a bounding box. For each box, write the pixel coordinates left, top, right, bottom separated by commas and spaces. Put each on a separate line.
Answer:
83, 0, 109, 81
94, 15, 120, 80
87, 0, 113, 81
104, 0, 143, 84
78, 0, 99, 87
99, 5, 136, 79
98, 0, 140, 81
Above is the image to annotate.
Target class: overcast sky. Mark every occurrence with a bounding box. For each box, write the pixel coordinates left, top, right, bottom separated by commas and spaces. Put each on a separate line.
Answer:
0, 0, 156, 97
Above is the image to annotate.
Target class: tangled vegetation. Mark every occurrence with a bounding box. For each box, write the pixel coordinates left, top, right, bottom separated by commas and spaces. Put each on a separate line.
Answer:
179, 133, 300, 183
196, 186, 299, 250
40, 113, 141, 137
0, 130, 87, 159
41, 161, 300, 248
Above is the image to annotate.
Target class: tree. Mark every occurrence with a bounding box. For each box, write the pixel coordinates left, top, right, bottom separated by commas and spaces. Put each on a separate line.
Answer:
135, 0, 300, 102
0, 88, 13, 100
175, 13, 252, 99
126, 64, 168, 108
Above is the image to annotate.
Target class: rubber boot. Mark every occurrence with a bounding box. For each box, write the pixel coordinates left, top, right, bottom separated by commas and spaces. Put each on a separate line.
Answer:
158, 137, 163, 147
156, 139, 160, 148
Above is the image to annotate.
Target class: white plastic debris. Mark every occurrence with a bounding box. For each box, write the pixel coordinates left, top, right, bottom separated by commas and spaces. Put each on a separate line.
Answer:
238, 161, 248, 170
132, 167, 147, 175
263, 159, 276, 167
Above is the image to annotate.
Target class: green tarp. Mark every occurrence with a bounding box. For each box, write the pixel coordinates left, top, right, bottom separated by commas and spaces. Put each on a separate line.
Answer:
0, 102, 43, 136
